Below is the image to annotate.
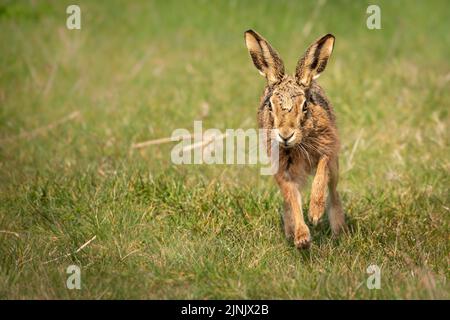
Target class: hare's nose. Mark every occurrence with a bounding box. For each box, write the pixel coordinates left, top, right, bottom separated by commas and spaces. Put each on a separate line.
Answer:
278, 132, 294, 143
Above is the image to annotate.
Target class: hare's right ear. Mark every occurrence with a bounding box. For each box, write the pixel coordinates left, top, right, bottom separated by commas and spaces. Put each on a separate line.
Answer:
244, 30, 285, 86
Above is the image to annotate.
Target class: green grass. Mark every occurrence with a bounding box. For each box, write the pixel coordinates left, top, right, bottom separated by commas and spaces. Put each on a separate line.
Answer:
0, 0, 449, 299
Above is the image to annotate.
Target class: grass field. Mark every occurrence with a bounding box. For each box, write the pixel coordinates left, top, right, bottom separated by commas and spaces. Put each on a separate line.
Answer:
0, 0, 449, 299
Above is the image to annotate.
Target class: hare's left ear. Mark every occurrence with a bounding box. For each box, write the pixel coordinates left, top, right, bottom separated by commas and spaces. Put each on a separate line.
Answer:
295, 34, 335, 87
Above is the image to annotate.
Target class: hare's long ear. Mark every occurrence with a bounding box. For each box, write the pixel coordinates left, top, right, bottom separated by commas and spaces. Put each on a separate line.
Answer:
295, 34, 335, 87
244, 30, 285, 86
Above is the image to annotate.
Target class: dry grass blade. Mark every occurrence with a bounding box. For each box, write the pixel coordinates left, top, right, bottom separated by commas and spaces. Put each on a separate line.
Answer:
181, 132, 230, 153
0, 111, 81, 144
345, 129, 364, 173
0, 230, 20, 237
43, 235, 97, 265
131, 134, 192, 149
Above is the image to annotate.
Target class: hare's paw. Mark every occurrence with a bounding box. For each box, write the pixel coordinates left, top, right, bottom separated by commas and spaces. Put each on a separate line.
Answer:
294, 226, 311, 249
308, 198, 326, 226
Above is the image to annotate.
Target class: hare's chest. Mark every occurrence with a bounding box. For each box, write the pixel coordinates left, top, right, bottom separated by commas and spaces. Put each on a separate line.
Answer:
280, 151, 312, 186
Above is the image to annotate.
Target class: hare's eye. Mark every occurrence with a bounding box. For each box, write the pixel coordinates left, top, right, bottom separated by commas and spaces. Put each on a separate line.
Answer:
267, 101, 273, 111
302, 101, 307, 114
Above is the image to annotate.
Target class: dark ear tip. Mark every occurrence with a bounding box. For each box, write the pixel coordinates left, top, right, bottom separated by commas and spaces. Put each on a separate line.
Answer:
244, 29, 259, 39
317, 34, 335, 48
245, 29, 255, 34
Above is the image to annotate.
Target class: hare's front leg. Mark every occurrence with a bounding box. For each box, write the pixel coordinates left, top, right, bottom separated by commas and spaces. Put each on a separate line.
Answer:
275, 174, 311, 249
309, 156, 329, 225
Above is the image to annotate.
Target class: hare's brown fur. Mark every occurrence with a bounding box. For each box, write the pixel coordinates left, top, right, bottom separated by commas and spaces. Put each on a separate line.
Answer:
245, 30, 346, 249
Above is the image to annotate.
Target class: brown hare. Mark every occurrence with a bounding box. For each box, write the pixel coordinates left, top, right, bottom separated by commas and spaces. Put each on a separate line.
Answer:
244, 30, 346, 249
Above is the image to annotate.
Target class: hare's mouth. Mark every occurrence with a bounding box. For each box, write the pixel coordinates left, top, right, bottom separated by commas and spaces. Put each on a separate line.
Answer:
275, 131, 296, 148
280, 142, 295, 149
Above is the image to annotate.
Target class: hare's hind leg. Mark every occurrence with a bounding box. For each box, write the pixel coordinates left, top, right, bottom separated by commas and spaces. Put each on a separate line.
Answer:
327, 157, 346, 236
275, 175, 310, 249
282, 204, 295, 239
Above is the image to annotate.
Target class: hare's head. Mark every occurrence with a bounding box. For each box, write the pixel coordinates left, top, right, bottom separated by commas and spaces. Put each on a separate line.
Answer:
244, 30, 335, 148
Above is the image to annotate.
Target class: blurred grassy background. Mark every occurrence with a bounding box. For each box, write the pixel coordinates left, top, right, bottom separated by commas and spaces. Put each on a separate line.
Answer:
0, 0, 449, 299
